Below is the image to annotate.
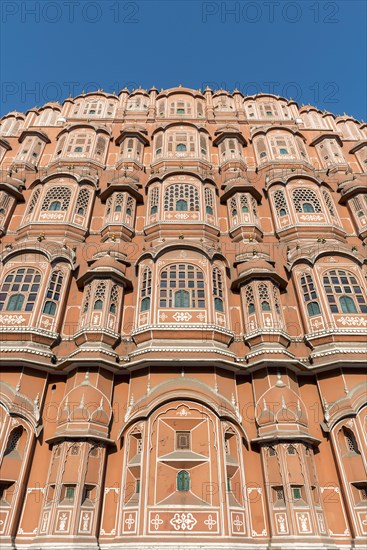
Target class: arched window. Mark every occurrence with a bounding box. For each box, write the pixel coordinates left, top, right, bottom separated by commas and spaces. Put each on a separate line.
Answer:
273, 189, 289, 217
141, 297, 150, 311
149, 187, 159, 215
164, 184, 199, 212
214, 297, 224, 312
177, 470, 190, 492
0, 267, 41, 312
176, 143, 186, 152
109, 285, 119, 316
140, 267, 152, 311
82, 284, 91, 314
343, 428, 359, 454
240, 194, 249, 213
7, 294, 24, 311
323, 270, 367, 314
322, 189, 336, 217
82, 280, 107, 316
174, 290, 190, 307
159, 264, 205, 308
43, 301, 56, 315
93, 299, 103, 310
307, 302, 321, 316
300, 273, 321, 318
41, 187, 72, 212
293, 188, 322, 214
176, 199, 188, 211
95, 136, 107, 158
245, 285, 255, 314
50, 201, 61, 211
4, 426, 23, 457
339, 295, 357, 314
204, 187, 214, 215
75, 188, 91, 218
229, 197, 238, 217
126, 197, 134, 217
200, 134, 207, 156
258, 283, 270, 309
213, 267, 224, 312
26, 188, 41, 215
155, 133, 163, 156
42, 270, 64, 317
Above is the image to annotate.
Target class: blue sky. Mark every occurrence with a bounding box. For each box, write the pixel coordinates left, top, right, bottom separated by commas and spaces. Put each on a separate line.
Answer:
1, 0, 366, 119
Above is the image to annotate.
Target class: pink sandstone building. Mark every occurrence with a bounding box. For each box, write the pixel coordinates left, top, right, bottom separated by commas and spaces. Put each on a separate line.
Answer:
0, 87, 366, 550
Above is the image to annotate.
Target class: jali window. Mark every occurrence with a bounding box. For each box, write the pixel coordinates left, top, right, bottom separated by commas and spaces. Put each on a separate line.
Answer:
164, 184, 199, 212
41, 187, 72, 212
292, 188, 322, 214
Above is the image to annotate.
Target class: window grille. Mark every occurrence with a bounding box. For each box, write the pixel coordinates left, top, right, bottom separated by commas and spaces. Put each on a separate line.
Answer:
140, 267, 152, 312
323, 270, 367, 314
250, 196, 258, 216
287, 445, 296, 455
240, 194, 249, 213
43, 270, 64, 316
159, 264, 205, 309
229, 197, 238, 217
126, 196, 134, 217
150, 187, 159, 214
0, 267, 41, 312
273, 189, 289, 216
322, 189, 336, 217
213, 267, 224, 312
204, 187, 214, 215
0, 192, 11, 215
41, 187, 72, 212
93, 281, 107, 308
300, 273, 321, 317
273, 285, 282, 315
344, 430, 359, 453
176, 432, 190, 450
95, 136, 107, 158
244, 284, 255, 314
257, 138, 267, 159
292, 188, 322, 213
82, 284, 91, 314
164, 184, 199, 212
109, 284, 119, 313
4, 426, 23, 456
75, 188, 90, 215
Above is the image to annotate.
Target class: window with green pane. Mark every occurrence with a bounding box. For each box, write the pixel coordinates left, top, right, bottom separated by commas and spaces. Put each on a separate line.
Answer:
323, 269, 366, 314
159, 264, 205, 308
0, 267, 41, 312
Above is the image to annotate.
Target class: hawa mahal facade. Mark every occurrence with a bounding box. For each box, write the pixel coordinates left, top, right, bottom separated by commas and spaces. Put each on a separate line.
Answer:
0, 87, 366, 550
